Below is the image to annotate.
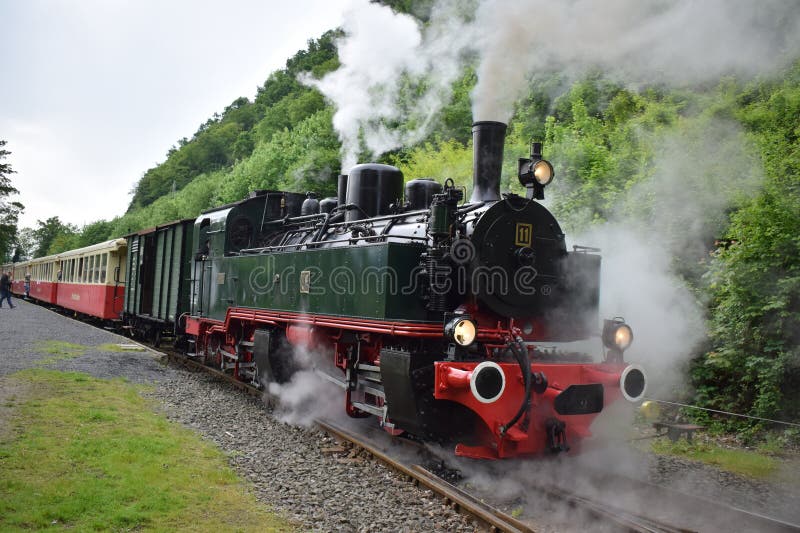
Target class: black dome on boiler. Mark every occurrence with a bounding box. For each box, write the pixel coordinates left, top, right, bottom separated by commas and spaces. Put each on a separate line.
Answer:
345, 163, 404, 222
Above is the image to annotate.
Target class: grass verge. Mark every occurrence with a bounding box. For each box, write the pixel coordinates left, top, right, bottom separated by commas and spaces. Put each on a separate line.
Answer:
0, 369, 293, 532
33, 341, 87, 366
652, 437, 778, 479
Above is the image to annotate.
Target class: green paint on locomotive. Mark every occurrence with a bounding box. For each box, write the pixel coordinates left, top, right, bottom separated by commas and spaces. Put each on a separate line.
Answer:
189, 191, 432, 323
196, 243, 430, 323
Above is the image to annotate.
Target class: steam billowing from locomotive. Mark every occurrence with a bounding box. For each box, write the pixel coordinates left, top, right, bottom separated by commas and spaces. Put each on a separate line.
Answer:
302, 0, 800, 166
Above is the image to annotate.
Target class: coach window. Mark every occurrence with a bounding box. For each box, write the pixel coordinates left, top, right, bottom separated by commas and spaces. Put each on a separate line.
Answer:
100, 254, 107, 283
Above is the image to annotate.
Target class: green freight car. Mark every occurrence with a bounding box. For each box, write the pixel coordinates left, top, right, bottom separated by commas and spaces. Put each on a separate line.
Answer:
123, 218, 195, 346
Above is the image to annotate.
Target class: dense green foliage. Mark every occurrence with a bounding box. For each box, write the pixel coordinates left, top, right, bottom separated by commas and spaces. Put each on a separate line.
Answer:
697, 68, 800, 429
14, 15, 798, 432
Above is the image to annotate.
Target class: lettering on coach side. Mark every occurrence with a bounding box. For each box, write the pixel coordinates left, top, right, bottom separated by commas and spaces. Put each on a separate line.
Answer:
71, 293, 80, 301
515, 223, 533, 247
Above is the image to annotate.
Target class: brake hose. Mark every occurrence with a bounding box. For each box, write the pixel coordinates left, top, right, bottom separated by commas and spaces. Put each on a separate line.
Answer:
499, 336, 532, 436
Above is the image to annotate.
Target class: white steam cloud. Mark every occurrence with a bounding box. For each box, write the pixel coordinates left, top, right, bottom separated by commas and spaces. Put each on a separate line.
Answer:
471, 0, 800, 121
569, 119, 763, 395
301, 0, 475, 170
267, 345, 346, 426
305, 0, 800, 165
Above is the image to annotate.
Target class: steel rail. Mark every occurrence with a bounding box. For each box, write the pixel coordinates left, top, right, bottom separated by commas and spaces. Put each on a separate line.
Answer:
161, 349, 533, 532
315, 419, 536, 533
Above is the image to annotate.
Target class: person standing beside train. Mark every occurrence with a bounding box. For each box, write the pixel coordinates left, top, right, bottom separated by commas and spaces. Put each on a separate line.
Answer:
0, 271, 14, 308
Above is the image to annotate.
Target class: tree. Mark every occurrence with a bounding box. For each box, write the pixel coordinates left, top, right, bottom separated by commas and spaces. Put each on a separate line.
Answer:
13, 227, 35, 261
0, 140, 24, 261
77, 220, 113, 247
32, 217, 77, 257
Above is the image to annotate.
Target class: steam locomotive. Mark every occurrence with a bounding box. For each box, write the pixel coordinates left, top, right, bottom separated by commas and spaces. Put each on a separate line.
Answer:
8, 121, 646, 459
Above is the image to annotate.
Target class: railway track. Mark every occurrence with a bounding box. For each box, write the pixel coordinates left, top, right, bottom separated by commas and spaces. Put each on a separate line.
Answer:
163, 348, 533, 532
159, 348, 800, 533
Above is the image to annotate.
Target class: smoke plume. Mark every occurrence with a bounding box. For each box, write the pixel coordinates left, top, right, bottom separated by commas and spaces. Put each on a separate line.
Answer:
470, 0, 800, 121
301, 0, 475, 170
306, 0, 800, 166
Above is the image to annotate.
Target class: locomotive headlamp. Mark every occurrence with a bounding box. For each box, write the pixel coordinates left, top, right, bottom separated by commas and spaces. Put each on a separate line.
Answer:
602, 318, 634, 352
445, 316, 477, 346
614, 324, 633, 351
532, 160, 554, 186
518, 141, 555, 200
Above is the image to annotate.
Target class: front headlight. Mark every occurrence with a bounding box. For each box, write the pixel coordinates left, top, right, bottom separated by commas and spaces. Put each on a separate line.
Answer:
532, 160, 554, 186
602, 318, 634, 352
445, 316, 477, 346
614, 324, 633, 351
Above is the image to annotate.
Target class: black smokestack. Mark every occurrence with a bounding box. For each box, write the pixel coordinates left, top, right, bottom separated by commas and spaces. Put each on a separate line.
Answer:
471, 121, 507, 203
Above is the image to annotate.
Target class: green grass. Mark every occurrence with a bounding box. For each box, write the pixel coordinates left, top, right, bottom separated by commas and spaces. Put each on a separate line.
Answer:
33, 341, 147, 366
0, 369, 293, 532
652, 437, 778, 479
33, 341, 87, 366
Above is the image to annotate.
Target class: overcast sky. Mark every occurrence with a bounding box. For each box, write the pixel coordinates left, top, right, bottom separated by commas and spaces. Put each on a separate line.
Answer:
1, 0, 348, 229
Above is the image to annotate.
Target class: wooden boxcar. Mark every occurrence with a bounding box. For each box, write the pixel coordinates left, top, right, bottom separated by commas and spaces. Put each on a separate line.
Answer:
123, 219, 195, 345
